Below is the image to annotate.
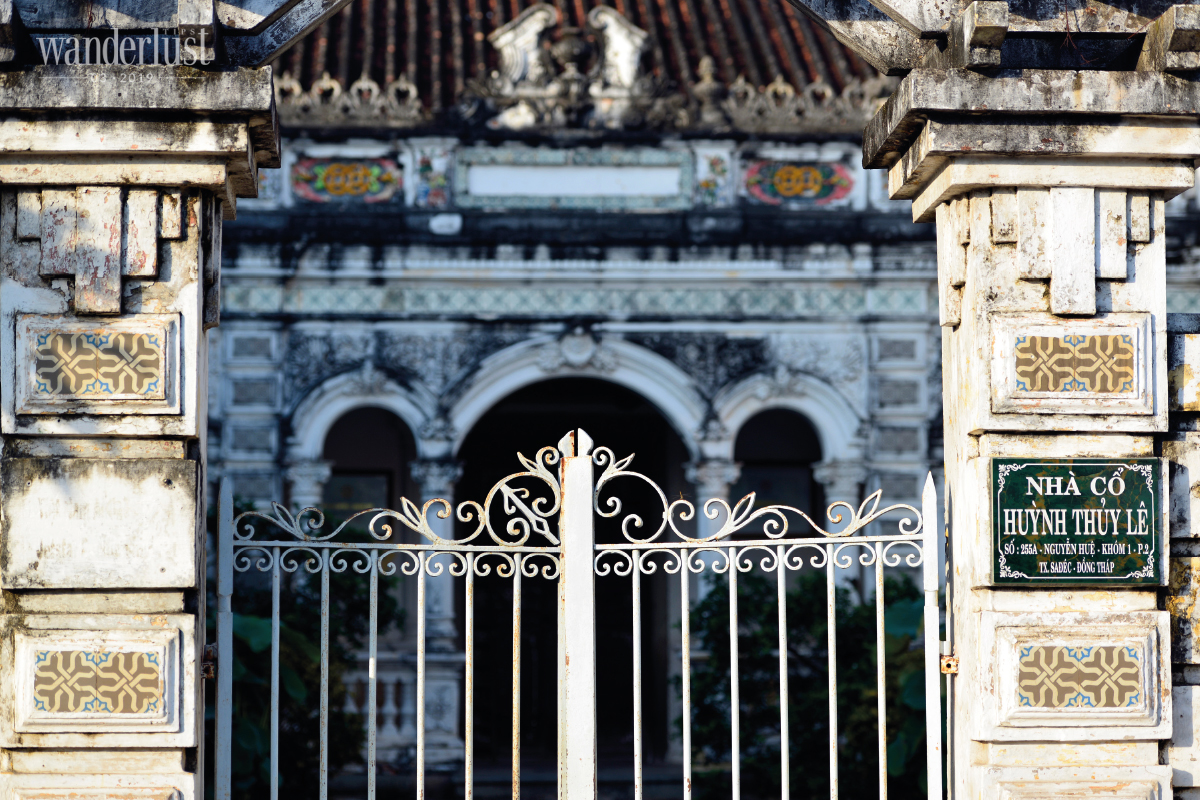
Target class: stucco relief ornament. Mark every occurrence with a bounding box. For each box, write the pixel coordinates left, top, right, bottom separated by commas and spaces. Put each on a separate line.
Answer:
276, 69, 426, 128
467, 3, 677, 130
766, 336, 866, 400
347, 360, 391, 395
537, 330, 617, 373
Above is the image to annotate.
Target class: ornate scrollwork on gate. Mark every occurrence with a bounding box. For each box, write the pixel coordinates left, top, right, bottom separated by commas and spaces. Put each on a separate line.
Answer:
593, 446, 922, 544
232, 445, 563, 551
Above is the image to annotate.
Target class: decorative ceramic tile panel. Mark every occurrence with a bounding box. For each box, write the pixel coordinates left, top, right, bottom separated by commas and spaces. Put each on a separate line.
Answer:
34, 650, 162, 714
741, 160, 853, 208
32, 331, 164, 399
12, 626, 182, 735
991, 314, 1153, 415
982, 611, 1169, 739
1014, 335, 1136, 393
15, 315, 179, 416
1017, 645, 1141, 708
291, 158, 402, 203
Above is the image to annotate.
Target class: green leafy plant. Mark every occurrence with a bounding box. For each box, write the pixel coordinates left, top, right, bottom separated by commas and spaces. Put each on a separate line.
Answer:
688, 570, 931, 800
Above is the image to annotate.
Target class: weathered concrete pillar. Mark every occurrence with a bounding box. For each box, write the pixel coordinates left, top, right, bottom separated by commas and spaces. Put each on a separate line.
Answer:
867, 68, 1200, 797
0, 68, 276, 798
0, 0, 349, 793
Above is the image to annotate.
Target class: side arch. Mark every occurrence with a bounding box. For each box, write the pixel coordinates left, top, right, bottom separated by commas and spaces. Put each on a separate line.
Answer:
712, 372, 866, 463
286, 367, 438, 461
448, 335, 707, 459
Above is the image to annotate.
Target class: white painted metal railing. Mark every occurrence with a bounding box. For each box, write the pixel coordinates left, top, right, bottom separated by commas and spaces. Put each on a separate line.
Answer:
214, 428, 945, 800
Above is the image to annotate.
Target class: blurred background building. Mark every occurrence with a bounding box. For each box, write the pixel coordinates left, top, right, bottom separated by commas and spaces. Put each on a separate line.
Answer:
208, 0, 1200, 791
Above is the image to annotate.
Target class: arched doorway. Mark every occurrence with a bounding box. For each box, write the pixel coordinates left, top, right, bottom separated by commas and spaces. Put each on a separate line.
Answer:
456, 377, 691, 782
320, 406, 418, 513
730, 407, 825, 513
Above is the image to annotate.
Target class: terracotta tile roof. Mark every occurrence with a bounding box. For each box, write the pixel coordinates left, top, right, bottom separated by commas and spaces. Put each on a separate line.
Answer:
274, 0, 878, 116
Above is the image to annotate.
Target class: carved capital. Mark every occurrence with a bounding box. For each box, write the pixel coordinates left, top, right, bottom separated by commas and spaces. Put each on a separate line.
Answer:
411, 459, 463, 500
285, 460, 334, 510
813, 459, 867, 502
686, 459, 742, 499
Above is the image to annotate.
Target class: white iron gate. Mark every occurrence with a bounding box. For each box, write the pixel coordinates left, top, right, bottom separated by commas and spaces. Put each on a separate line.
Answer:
214, 429, 946, 799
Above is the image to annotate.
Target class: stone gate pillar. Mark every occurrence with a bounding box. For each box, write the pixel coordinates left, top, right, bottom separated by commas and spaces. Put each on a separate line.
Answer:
0, 67, 276, 799
0, 0, 346, 795
867, 67, 1200, 797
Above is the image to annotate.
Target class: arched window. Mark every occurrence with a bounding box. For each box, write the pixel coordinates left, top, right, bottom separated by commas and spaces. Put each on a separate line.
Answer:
321, 406, 417, 515
730, 408, 824, 513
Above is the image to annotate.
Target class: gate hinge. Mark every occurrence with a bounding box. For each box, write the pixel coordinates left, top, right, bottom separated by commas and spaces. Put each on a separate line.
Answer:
202, 643, 217, 680
940, 654, 959, 674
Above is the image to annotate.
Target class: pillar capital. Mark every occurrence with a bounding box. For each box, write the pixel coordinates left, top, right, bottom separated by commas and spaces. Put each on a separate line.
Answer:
685, 458, 741, 499
410, 459, 463, 501
865, 69, 1200, 221
285, 459, 333, 510
813, 459, 867, 501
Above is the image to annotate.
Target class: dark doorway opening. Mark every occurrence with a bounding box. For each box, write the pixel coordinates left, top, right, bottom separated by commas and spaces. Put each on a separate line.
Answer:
730, 408, 824, 513
321, 406, 418, 513
456, 377, 691, 788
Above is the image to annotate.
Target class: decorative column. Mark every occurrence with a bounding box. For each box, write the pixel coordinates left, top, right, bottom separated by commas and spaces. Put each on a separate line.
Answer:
686, 458, 743, 540
409, 458, 466, 766
285, 459, 333, 510
814, 459, 868, 592
868, 61, 1194, 797
664, 457, 742, 763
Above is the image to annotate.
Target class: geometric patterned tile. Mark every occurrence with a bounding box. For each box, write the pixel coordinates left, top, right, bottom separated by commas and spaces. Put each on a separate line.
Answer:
34, 650, 162, 714
1018, 645, 1141, 709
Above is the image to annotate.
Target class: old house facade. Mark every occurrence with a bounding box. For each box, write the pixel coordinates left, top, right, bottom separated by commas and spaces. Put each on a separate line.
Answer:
207, 0, 1200, 783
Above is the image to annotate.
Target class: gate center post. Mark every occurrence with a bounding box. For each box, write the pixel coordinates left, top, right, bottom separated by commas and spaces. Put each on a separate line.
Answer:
867, 68, 1200, 797
557, 428, 598, 800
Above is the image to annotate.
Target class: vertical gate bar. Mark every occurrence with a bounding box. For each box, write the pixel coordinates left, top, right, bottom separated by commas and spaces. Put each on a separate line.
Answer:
320, 550, 330, 800
214, 479, 233, 800
827, 544, 838, 800
270, 546, 280, 800
417, 552, 428, 800
728, 547, 740, 800
558, 429, 597, 800
681, 555, 692, 800
876, 544, 887, 800
633, 550, 643, 800
776, 545, 789, 800
943, 484, 953, 798
368, 551, 379, 800
466, 552, 475, 800
513, 551, 522, 800
922, 474, 943, 800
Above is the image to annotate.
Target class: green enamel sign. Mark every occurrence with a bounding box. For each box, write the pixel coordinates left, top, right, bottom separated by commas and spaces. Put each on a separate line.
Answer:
992, 458, 1161, 585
